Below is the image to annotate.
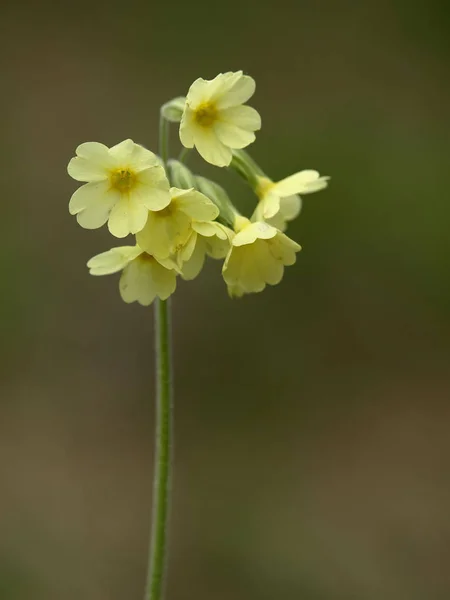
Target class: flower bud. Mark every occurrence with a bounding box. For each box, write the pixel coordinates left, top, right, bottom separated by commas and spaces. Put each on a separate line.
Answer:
161, 97, 186, 123
195, 176, 237, 228
168, 159, 197, 189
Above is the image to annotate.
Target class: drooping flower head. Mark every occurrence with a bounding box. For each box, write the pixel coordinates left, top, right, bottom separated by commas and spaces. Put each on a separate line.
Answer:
180, 71, 261, 167
68, 139, 171, 238
252, 170, 329, 231
136, 187, 219, 260
179, 221, 233, 281
222, 216, 301, 297
87, 245, 179, 306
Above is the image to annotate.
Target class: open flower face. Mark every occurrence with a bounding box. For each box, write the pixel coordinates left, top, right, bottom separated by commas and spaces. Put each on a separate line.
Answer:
68, 140, 171, 238
178, 221, 233, 281
180, 71, 261, 167
222, 219, 301, 296
136, 187, 219, 260
252, 171, 329, 231
87, 245, 179, 306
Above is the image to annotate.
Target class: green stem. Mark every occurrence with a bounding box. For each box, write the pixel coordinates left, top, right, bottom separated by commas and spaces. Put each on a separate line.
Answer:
158, 114, 170, 170
237, 149, 266, 177
178, 147, 191, 163
145, 114, 173, 600
230, 149, 266, 188
146, 298, 173, 600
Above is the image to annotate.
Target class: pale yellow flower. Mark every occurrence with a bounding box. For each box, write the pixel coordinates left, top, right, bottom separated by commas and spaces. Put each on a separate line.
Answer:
136, 187, 219, 259
87, 245, 178, 306
178, 221, 233, 281
222, 217, 301, 296
68, 139, 170, 238
252, 171, 329, 231
180, 71, 261, 167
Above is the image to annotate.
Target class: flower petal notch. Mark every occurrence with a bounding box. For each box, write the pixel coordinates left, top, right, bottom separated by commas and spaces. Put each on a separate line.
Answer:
68, 140, 171, 238
87, 245, 178, 306
179, 71, 261, 167
222, 217, 301, 296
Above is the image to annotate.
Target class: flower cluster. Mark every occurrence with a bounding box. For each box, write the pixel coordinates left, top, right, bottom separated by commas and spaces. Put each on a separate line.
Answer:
68, 71, 329, 305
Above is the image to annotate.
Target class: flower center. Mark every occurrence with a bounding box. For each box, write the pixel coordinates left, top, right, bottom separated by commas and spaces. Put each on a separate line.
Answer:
110, 168, 136, 193
194, 103, 218, 127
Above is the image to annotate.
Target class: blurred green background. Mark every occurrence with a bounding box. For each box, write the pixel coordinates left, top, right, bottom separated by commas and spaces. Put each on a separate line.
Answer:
2, 0, 450, 598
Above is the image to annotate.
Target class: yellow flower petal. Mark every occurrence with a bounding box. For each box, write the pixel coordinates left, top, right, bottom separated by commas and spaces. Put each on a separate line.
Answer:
223, 244, 266, 293
134, 166, 171, 210
136, 208, 191, 259
172, 188, 219, 221
251, 201, 265, 224
209, 72, 243, 101
75, 141, 110, 160
274, 170, 329, 196
119, 261, 153, 305
191, 221, 232, 258
67, 142, 113, 182
119, 255, 177, 306
252, 168, 327, 231
148, 260, 178, 300
109, 138, 135, 160
87, 246, 143, 275
205, 235, 230, 259
278, 194, 302, 221
180, 237, 206, 281
193, 127, 232, 167
267, 231, 301, 265
179, 108, 195, 148
220, 105, 261, 131
233, 222, 277, 246
69, 180, 110, 215
107, 197, 149, 238
128, 144, 161, 171
71, 183, 119, 229
222, 227, 301, 295
178, 231, 197, 264
67, 158, 108, 182
255, 195, 302, 232
192, 221, 228, 239
214, 122, 256, 149
154, 255, 181, 273
227, 283, 245, 298
260, 190, 281, 219
216, 75, 256, 109
185, 77, 214, 106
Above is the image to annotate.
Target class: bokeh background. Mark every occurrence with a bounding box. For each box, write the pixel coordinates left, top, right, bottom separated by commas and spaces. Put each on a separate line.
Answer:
2, 0, 450, 598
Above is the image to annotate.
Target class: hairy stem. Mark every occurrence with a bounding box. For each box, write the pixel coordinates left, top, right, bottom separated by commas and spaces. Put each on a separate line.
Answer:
145, 113, 173, 600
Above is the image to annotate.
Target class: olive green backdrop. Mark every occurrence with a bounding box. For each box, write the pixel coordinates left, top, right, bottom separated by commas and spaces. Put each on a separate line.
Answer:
1, 0, 450, 598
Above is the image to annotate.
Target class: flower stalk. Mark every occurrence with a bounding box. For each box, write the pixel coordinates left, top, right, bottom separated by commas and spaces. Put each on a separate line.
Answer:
145, 114, 174, 600
146, 294, 173, 600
